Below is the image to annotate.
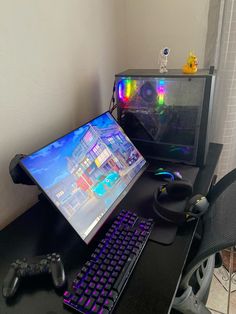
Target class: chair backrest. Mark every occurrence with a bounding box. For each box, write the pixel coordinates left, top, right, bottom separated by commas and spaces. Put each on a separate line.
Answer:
183, 168, 236, 277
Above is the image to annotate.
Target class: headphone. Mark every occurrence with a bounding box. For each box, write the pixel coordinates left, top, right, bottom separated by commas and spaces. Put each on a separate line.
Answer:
153, 180, 209, 225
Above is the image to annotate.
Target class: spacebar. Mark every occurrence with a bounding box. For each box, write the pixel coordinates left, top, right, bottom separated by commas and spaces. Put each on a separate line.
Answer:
113, 254, 136, 293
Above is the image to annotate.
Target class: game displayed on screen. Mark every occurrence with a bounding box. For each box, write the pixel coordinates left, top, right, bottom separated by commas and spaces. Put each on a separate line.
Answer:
20, 112, 146, 243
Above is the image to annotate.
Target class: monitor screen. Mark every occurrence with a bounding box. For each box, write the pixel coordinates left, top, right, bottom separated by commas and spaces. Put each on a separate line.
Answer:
20, 112, 147, 243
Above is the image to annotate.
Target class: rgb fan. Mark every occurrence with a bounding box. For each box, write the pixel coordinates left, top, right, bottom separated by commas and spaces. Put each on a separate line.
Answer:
140, 81, 156, 103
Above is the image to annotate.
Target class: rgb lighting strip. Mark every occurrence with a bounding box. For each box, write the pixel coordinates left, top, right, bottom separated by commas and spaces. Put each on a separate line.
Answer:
118, 79, 136, 102
157, 80, 165, 105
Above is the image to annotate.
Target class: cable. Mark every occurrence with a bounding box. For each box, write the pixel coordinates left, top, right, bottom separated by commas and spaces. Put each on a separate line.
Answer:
109, 80, 117, 113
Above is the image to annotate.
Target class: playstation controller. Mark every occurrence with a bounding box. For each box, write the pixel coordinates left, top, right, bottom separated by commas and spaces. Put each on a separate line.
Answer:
2, 253, 66, 298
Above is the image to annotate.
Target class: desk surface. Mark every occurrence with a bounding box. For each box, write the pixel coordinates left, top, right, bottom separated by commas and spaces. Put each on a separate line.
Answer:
0, 143, 222, 314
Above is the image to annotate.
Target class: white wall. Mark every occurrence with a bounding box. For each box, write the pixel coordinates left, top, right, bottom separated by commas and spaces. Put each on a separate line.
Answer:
0, 0, 210, 229
123, 0, 210, 69
0, 0, 125, 229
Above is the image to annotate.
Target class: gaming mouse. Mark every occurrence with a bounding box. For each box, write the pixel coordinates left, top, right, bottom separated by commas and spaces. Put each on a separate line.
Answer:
154, 168, 182, 182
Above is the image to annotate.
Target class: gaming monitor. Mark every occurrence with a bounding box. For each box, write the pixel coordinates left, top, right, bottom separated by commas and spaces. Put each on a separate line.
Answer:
20, 112, 147, 243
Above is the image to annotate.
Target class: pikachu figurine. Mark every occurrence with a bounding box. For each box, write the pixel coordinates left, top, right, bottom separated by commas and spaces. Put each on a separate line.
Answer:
182, 52, 198, 74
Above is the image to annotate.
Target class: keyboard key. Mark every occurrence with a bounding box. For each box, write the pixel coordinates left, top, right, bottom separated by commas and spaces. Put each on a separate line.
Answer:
110, 260, 117, 266
104, 271, 110, 278
114, 254, 136, 292
92, 290, 100, 298
75, 288, 83, 296
93, 276, 100, 283
88, 269, 95, 276
84, 275, 92, 282
97, 270, 103, 276
104, 298, 114, 310
84, 288, 92, 296
108, 277, 115, 285
96, 297, 104, 305
101, 289, 109, 298
96, 283, 103, 291
115, 265, 122, 272
108, 290, 118, 301
99, 307, 109, 314
91, 304, 101, 313
104, 259, 110, 265
77, 272, 83, 279
71, 295, 79, 304
89, 282, 96, 289
104, 283, 112, 290
100, 277, 107, 284
78, 296, 87, 306
107, 266, 114, 272
63, 291, 71, 300
85, 261, 92, 267
73, 279, 79, 287
101, 264, 107, 271
92, 264, 99, 270
111, 271, 118, 278
84, 297, 95, 310
80, 282, 87, 289
118, 260, 125, 266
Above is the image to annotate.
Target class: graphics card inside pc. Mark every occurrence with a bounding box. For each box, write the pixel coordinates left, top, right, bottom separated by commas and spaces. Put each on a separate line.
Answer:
115, 69, 215, 166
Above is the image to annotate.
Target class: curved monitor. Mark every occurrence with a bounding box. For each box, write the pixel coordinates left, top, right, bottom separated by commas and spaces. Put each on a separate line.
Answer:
20, 112, 147, 243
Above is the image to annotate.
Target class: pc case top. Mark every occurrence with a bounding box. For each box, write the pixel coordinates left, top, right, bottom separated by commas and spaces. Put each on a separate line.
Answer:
115, 69, 215, 166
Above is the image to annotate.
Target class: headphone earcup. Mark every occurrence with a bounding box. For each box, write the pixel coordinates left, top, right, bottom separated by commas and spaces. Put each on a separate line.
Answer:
166, 180, 193, 200
186, 194, 209, 217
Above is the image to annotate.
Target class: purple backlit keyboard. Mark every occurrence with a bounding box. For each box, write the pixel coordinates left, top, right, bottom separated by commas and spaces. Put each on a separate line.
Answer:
63, 210, 153, 314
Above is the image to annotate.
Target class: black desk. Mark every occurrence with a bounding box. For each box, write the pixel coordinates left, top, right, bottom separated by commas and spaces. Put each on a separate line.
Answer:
0, 143, 222, 314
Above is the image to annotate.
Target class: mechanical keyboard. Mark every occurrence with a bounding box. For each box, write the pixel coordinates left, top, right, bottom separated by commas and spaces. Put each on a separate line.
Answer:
63, 210, 153, 313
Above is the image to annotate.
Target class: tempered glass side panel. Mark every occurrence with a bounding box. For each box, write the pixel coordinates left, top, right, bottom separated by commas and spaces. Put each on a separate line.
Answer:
116, 76, 206, 164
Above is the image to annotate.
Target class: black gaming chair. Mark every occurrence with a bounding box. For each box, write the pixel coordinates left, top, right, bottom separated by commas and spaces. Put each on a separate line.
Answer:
172, 168, 236, 314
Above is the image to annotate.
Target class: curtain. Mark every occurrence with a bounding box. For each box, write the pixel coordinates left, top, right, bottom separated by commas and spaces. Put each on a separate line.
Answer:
211, 0, 236, 178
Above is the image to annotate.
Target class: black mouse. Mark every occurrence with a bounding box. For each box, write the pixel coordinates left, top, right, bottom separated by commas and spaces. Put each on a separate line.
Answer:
153, 168, 183, 182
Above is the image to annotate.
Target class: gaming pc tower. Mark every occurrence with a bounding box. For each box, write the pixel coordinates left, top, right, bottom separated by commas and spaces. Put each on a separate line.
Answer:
115, 69, 215, 166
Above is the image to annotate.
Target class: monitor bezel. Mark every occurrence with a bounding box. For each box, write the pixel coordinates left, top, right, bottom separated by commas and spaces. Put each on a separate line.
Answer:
19, 111, 148, 244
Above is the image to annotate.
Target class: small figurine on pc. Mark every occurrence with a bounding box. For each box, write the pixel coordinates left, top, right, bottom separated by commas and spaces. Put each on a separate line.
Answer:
159, 47, 170, 73
182, 51, 198, 74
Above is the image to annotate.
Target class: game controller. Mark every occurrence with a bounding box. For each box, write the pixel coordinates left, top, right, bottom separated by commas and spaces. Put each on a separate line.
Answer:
2, 253, 66, 298
154, 167, 183, 182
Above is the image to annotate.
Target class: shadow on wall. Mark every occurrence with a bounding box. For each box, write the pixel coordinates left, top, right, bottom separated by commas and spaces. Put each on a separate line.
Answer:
72, 72, 103, 128
1, 73, 103, 231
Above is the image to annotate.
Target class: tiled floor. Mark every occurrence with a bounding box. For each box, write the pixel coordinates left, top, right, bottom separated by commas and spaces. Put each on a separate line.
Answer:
206, 268, 236, 314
